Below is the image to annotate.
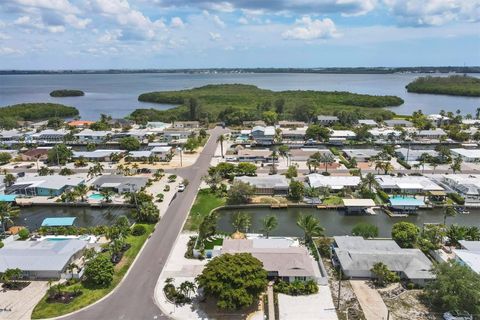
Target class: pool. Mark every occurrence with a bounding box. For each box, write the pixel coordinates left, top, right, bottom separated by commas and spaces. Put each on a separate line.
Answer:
88, 193, 104, 200
46, 237, 76, 241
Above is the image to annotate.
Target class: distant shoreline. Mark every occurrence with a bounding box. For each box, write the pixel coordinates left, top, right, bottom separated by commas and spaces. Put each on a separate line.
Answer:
1, 66, 480, 75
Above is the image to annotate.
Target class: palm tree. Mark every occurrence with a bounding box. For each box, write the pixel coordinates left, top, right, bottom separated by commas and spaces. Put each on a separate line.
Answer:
361, 173, 379, 192
261, 215, 278, 239
93, 162, 104, 175
66, 262, 78, 280
296, 214, 325, 244
374, 160, 384, 174
116, 164, 124, 175
319, 153, 335, 173
100, 189, 114, 203
3, 173, 16, 187
217, 134, 225, 158
87, 166, 96, 179
0, 202, 20, 236
232, 212, 251, 233
278, 145, 290, 167
179, 281, 196, 298
382, 162, 394, 175
443, 206, 456, 225
74, 184, 88, 202
465, 226, 480, 241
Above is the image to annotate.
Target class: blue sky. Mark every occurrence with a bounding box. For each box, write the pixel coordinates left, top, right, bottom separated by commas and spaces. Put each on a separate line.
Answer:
0, 0, 479, 69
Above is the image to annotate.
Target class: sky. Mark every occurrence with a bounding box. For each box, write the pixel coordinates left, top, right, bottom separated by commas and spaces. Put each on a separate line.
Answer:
0, 0, 479, 69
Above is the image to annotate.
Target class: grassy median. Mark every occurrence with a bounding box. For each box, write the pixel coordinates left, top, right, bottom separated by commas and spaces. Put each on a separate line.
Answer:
31, 223, 155, 319
184, 189, 225, 231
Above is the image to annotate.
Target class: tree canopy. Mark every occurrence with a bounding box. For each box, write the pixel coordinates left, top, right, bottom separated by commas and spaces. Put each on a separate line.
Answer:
0, 103, 79, 129
391, 222, 419, 248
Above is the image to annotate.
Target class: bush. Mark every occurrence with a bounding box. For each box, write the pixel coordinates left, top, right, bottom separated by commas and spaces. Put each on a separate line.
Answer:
84, 255, 114, 287
448, 192, 465, 205
131, 224, 147, 236
168, 175, 177, 182
397, 158, 411, 169
321, 172, 331, 176
352, 223, 378, 238
377, 190, 389, 203
0, 241, 3, 248
18, 228, 30, 240
164, 185, 170, 192
274, 280, 318, 296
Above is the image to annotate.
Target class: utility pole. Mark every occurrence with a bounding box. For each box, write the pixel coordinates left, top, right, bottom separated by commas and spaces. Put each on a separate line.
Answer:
177, 147, 183, 167
337, 268, 342, 310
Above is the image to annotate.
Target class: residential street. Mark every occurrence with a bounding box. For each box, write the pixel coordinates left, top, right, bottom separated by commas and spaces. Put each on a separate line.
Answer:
59, 126, 228, 320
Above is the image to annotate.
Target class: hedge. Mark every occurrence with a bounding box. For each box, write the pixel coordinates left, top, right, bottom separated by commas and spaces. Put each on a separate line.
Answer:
377, 190, 389, 203
448, 192, 465, 205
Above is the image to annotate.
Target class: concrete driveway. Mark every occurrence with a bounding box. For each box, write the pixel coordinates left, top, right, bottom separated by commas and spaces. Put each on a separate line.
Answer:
0, 281, 48, 320
350, 280, 390, 320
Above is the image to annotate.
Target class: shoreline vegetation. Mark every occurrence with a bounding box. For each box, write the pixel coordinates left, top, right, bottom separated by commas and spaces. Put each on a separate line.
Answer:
50, 89, 85, 97
0, 103, 79, 129
133, 84, 402, 124
406, 75, 480, 97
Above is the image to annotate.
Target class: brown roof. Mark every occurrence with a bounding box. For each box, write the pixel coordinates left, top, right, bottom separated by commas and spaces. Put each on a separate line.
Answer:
23, 149, 49, 157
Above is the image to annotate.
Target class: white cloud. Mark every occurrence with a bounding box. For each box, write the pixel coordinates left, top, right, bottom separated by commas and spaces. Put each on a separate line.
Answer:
205, 1, 235, 12
212, 15, 226, 28
384, 0, 480, 26
238, 16, 248, 24
14, 15, 66, 33
0, 46, 23, 55
98, 29, 122, 43
10, 0, 80, 14
209, 31, 221, 41
282, 16, 338, 40
64, 14, 91, 29
170, 16, 185, 28
0, 33, 11, 40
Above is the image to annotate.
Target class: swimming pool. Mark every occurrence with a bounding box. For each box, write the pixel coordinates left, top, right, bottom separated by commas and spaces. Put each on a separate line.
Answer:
88, 193, 104, 200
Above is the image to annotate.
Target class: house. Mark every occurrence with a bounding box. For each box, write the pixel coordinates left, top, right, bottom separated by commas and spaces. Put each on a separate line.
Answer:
278, 120, 306, 129
384, 119, 413, 127
289, 148, 332, 162
368, 128, 401, 140
332, 236, 434, 286
67, 120, 94, 128
251, 126, 276, 145
441, 174, 480, 203
243, 120, 266, 127
330, 130, 356, 144
454, 241, 480, 274
316, 115, 339, 125
417, 129, 447, 140
395, 148, 438, 161
218, 238, 319, 283
450, 148, 480, 162
21, 148, 50, 161
281, 127, 307, 141
343, 149, 380, 162
92, 175, 148, 193
172, 121, 200, 129
107, 118, 134, 128
342, 199, 376, 214
234, 175, 289, 195
0, 129, 25, 144
163, 128, 193, 143
357, 119, 378, 127
0, 239, 87, 280
307, 174, 361, 190
72, 150, 124, 162
388, 196, 425, 211
150, 146, 173, 160
375, 175, 444, 194
427, 114, 451, 126
7, 175, 85, 196
126, 151, 153, 161
74, 129, 111, 143
236, 149, 271, 162
30, 129, 69, 143
146, 122, 171, 131
462, 119, 480, 126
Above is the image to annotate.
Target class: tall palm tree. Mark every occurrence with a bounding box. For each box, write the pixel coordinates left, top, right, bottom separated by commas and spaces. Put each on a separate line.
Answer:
278, 145, 290, 167
296, 214, 325, 244
94, 162, 104, 175
444, 206, 456, 225
217, 134, 225, 158
3, 173, 16, 187
382, 162, 394, 175
66, 262, 78, 280
232, 212, 251, 233
74, 184, 89, 202
0, 202, 20, 236
261, 215, 278, 239
100, 189, 115, 203
319, 153, 335, 173
361, 173, 379, 192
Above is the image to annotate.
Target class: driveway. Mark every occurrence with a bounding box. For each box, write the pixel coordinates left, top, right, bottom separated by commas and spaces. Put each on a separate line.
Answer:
350, 280, 390, 320
0, 281, 48, 320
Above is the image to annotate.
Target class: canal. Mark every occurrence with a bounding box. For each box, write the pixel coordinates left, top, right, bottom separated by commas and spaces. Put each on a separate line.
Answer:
216, 207, 480, 238
13, 205, 132, 230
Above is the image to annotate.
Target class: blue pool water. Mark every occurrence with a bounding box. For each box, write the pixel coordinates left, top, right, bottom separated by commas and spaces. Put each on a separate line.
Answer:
88, 193, 104, 200
46, 237, 74, 241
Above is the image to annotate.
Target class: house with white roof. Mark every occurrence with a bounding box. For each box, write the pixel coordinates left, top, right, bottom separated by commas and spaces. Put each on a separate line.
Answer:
172, 121, 200, 129
330, 130, 356, 144
307, 174, 361, 190
441, 174, 480, 202
332, 236, 434, 286
30, 129, 69, 143
72, 149, 124, 162
384, 119, 413, 127
0, 239, 87, 280
343, 149, 380, 162
163, 128, 193, 143
316, 115, 339, 125
454, 240, 480, 274
427, 114, 451, 126
251, 126, 276, 145
451, 148, 480, 162
74, 129, 111, 143
357, 119, 378, 127
234, 175, 289, 195
395, 148, 438, 161
375, 175, 444, 194
92, 175, 148, 193
7, 175, 85, 196
281, 127, 307, 141
416, 128, 447, 140
368, 128, 401, 140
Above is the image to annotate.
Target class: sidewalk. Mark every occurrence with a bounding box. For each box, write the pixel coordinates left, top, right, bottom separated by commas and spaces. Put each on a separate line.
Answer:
350, 280, 390, 320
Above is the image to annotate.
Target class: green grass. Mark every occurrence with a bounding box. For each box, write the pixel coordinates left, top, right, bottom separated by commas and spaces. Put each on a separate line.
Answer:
184, 189, 226, 231
322, 196, 343, 206
406, 75, 480, 97
31, 224, 155, 319
131, 84, 401, 124
204, 237, 224, 250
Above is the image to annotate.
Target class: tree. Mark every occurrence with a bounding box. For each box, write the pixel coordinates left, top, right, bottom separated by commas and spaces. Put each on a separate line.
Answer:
352, 223, 379, 238
418, 224, 446, 252
236, 162, 257, 176
119, 136, 140, 151
59, 167, 74, 176
391, 222, 419, 248
274, 98, 285, 115
212, 162, 236, 179
74, 184, 88, 202
296, 214, 324, 244
370, 262, 399, 287
184, 137, 199, 153
444, 205, 456, 225
278, 145, 290, 166
203, 172, 222, 192
38, 166, 54, 176
305, 124, 330, 141
285, 165, 298, 179
101, 189, 115, 203
262, 111, 278, 125
188, 97, 200, 120
0, 152, 12, 165
0, 202, 20, 235
425, 261, 480, 315
450, 155, 463, 173
3, 173, 16, 187
47, 144, 72, 165
66, 262, 78, 279
1, 268, 22, 288
84, 254, 114, 287
360, 173, 379, 192
131, 202, 159, 223
319, 153, 335, 173
232, 212, 251, 232
261, 215, 278, 239
217, 134, 225, 158
196, 253, 268, 310
227, 181, 255, 205
288, 180, 304, 201
18, 228, 30, 240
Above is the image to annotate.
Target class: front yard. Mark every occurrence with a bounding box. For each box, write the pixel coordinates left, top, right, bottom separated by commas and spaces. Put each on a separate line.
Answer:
184, 189, 225, 231
31, 223, 155, 319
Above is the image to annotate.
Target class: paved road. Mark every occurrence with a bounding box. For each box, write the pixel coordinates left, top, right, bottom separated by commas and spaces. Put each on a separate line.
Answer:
60, 126, 227, 320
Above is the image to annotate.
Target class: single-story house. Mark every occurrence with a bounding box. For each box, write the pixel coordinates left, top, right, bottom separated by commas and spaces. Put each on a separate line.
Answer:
251, 126, 276, 145
332, 236, 434, 286
307, 174, 361, 190
330, 130, 356, 144
368, 128, 401, 140
7, 175, 85, 196
289, 148, 332, 162
150, 146, 173, 160
0, 239, 87, 280
74, 129, 111, 143
172, 121, 200, 129
29, 129, 69, 143
278, 121, 306, 129
72, 149, 124, 162
146, 122, 171, 131
416, 129, 447, 140
343, 149, 380, 162
317, 115, 339, 125
92, 175, 148, 193
21, 148, 50, 161
427, 114, 451, 126
218, 238, 319, 283
163, 128, 193, 143
453, 240, 480, 274
384, 119, 413, 127
236, 149, 272, 162
234, 175, 289, 195
388, 196, 425, 211
375, 175, 443, 194
126, 151, 153, 161
357, 119, 378, 127
342, 199, 376, 214
442, 174, 480, 203
281, 127, 307, 141
450, 148, 480, 162
395, 148, 438, 161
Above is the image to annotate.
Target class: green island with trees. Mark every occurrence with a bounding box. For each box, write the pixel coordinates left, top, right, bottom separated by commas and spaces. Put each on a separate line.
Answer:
50, 89, 85, 97
132, 84, 403, 124
406, 75, 480, 97
0, 103, 79, 129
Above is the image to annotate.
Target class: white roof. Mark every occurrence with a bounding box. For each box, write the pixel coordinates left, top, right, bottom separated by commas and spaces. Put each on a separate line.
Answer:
451, 148, 480, 159
342, 199, 375, 207
330, 130, 356, 138
454, 250, 480, 274
13, 175, 84, 190
151, 146, 172, 153
128, 151, 152, 158
308, 174, 360, 190
417, 129, 446, 136
100, 182, 122, 188
75, 129, 110, 137
235, 175, 289, 189
375, 175, 443, 191
73, 149, 124, 158
358, 119, 377, 126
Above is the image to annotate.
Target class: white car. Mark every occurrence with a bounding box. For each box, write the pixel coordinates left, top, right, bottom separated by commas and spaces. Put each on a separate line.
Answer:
178, 184, 186, 192
443, 311, 472, 320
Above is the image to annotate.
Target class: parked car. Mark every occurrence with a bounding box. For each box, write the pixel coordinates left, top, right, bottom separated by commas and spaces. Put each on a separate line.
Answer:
443, 311, 473, 320
178, 184, 186, 192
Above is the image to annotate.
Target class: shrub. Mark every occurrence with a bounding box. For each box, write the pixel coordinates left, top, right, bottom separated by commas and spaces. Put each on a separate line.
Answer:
164, 185, 170, 192
377, 190, 389, 203
352, 223, 379, 238
397, 158, 411, 169
131, 224, 147, 236
84, 255, 114, 287
18, 228, 30, 240
274, 280, 318, 296
448, 192, 465, 205
321, 172, 331, 176
168, 175, 177, 182
0, 241, 3, 248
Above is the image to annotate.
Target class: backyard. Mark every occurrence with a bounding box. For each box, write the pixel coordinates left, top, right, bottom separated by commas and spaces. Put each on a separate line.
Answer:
31, 223, 155, 319
184, 189, 225, 231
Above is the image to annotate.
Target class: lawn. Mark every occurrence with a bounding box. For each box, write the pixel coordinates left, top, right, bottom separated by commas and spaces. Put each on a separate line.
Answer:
184, 189, 226, 231
322, 196, 343, 206
203, 237, 224, 250
31, 223, 155, 319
